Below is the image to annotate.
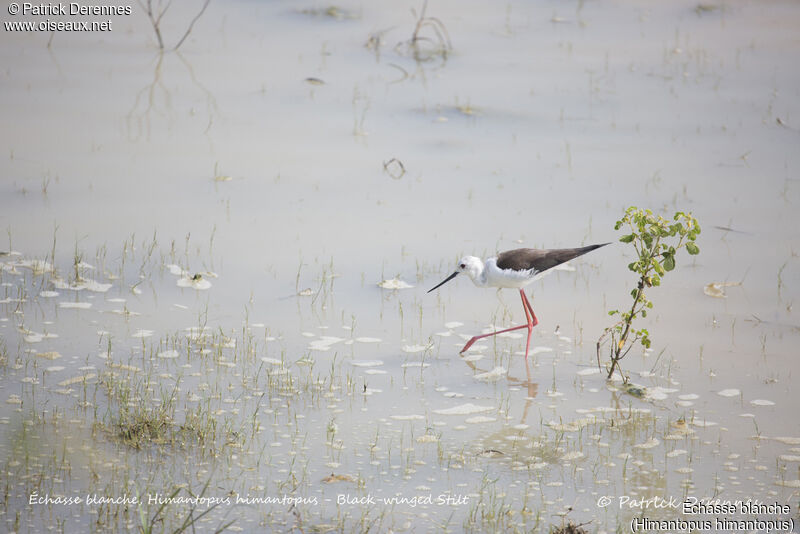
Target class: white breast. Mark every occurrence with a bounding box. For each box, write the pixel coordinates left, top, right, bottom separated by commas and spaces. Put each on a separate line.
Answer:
485, 258, 543, 289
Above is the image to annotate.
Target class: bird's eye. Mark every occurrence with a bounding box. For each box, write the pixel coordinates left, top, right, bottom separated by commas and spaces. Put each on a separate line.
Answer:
459, 263, 466, 269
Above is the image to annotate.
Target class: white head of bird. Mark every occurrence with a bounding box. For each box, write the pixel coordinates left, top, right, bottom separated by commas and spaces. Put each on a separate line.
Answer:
428, 256, 489, 293
456, 257, 487, 286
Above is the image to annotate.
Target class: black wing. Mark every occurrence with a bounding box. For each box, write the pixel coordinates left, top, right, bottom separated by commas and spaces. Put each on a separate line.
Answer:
496, 243, 609, 273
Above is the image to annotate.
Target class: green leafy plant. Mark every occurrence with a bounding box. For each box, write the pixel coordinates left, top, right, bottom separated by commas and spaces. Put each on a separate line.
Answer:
597, 207, 701, 382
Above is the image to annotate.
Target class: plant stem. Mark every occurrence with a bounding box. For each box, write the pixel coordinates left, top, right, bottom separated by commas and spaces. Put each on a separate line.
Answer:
608, 280, 644, 380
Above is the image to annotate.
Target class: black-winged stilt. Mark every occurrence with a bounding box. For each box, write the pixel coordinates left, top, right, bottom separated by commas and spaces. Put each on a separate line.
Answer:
428, 243, 609, 359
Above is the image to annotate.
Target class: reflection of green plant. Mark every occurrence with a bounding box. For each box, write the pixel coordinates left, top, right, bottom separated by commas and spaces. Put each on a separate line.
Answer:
597, 207, 701, 382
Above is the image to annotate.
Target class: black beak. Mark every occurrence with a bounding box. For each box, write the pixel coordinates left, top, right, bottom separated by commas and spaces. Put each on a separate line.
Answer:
427, 272, 459, 293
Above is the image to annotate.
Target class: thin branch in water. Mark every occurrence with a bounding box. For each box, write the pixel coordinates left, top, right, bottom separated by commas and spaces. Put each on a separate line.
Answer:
174, 0, 211, 51
139, 0, 165, 49
156, 0, 174, 26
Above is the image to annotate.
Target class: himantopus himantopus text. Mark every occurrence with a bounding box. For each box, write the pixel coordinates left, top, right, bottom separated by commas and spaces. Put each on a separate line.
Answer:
428, 243, 609, 359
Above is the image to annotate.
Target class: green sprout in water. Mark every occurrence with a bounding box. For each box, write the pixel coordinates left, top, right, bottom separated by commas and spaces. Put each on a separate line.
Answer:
597, 207, 701, 382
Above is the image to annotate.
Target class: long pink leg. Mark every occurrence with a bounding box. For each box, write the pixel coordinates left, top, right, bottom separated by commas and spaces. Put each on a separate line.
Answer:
519, 289, 539, 359
460, 289, 540, 358
460, 323, 530, 354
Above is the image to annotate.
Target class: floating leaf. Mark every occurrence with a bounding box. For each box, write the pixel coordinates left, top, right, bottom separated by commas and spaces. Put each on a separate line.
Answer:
321, 473, 355, 484
349, 360, 383, 367
59, 301, 92, 309
473, 367, 506, 382
704, 281, 739, 298
704, 283, 725, 298
401, 343, 432, 353
633, 437, 660, 449
624, 383, 646, 398
177, 274, 212, 290
433, 403, 493, 415
377, 278, 414, 289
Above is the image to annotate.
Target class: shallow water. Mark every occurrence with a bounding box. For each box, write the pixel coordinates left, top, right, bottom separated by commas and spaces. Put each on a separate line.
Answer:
1, 0, 799, 532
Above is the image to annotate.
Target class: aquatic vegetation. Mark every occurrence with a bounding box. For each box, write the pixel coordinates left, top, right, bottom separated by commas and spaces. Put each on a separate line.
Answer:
140, 0, 211, 51
382, 158, 406, 180
396, 0, 452, 63
0, 235, 795, 532
597, 208, 701, 381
